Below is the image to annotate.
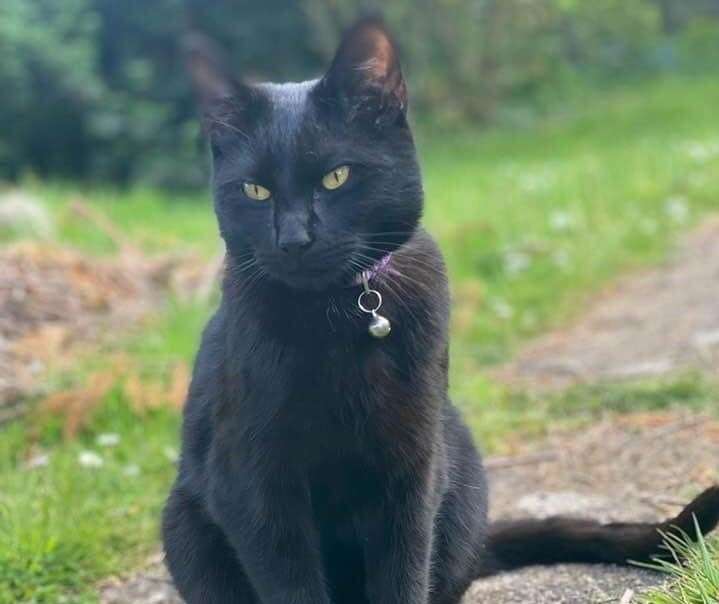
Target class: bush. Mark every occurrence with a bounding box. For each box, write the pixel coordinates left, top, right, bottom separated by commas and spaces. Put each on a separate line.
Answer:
0, 0, 717, 188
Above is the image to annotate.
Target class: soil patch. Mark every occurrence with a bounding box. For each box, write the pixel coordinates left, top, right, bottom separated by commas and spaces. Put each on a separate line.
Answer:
0, 242, 212, 422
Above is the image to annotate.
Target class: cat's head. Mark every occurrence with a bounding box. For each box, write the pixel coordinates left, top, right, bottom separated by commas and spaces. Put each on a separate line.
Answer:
187, 19, 423, 291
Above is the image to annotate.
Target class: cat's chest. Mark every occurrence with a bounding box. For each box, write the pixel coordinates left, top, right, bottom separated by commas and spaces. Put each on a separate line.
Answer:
280, 343, 395, 437
236, 328, 404, 402
229, 335, 414, 460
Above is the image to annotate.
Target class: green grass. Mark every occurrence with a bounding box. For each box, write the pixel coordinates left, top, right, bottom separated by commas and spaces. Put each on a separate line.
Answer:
17, 182, 219, 258
0, 182, 216, 602
0, 300, 213, 603
638, 528, 719, 604
462, 372, 719, 452
0, 400, 179, 604
2, 73, 719, 601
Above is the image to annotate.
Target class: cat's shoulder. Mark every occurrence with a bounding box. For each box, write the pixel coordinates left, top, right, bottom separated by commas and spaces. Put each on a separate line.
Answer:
186, 307, 227, 394
393, 227, 448, 288
404, 227, 444, 262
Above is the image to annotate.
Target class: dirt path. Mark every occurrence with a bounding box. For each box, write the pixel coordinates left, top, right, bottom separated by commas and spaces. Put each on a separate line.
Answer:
497, 216, 719, 389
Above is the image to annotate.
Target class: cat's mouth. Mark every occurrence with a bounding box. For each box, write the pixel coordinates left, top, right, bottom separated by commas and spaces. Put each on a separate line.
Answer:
272, 267, 353, 291
258, 254, 356, 291
255, 238, 383, 291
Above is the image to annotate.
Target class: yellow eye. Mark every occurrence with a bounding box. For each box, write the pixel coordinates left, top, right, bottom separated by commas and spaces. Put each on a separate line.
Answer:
322, 165, 350, 191
243, 182, 272, 201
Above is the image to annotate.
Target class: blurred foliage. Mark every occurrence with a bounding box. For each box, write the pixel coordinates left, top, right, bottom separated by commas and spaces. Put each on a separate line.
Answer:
1, 0, 718, 188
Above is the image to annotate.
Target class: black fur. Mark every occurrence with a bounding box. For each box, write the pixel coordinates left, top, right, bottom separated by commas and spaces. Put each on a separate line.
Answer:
163, 19, 719, 604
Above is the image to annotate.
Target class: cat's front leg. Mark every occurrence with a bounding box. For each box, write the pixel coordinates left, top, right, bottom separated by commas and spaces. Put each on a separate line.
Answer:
208, 467, 332, 604
361, 474, 435, 604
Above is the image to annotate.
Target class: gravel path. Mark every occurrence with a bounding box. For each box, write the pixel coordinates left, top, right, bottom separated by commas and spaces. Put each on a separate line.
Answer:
497, 216, 719, 388
465, 410, 719, 603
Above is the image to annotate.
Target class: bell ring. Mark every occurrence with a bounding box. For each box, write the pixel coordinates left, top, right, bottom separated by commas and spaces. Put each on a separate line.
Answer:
358, 286, 392, 339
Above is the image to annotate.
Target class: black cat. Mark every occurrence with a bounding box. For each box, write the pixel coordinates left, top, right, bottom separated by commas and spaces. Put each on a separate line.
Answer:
162, 18, 719, 604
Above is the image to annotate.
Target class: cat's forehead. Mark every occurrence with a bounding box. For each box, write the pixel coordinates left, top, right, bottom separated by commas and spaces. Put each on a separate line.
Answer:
257, 80, 319, 106
255, 80, 320, 132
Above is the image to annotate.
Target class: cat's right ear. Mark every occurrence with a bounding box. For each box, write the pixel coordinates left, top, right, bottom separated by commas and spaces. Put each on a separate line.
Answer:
317, 18, 408, 127
183, 33, 251, 139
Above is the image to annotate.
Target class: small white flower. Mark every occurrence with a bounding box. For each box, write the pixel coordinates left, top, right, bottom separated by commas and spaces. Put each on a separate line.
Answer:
665, 197, 689, 223
26, 453, 50, 470
504, 251, 531, 275
163, 446, 179, 463
549, 211, 574, 232
96, 433, 120, 447
519, 166, 556, 194
29, 360, 45, 375
491, 299, 514, 319
553, 250, 570, 269
123, 464, 141, 477
78, 450, 104, 468
684, 141, 719, 162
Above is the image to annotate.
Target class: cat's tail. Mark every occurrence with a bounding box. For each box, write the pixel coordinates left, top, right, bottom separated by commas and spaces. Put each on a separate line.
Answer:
479, 486, 719, 577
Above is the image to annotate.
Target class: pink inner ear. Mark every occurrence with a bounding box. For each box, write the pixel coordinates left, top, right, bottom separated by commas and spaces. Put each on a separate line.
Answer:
324, 19, 408, 112
364, 31, 394, 80
354, 29, 405, 105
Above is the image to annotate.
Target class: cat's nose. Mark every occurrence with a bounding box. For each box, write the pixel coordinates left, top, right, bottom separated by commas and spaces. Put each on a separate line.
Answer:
278, 227, 313, 255
277, 209, 314, 255
279, 235, 313, 255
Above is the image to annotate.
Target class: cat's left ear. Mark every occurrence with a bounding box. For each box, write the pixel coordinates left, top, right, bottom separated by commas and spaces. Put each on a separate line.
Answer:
183, 33, 256, 140
318, 18, 408, 126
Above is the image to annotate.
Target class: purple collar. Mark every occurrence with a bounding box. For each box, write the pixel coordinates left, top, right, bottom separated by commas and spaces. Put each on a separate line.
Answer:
353, 253, 393, 286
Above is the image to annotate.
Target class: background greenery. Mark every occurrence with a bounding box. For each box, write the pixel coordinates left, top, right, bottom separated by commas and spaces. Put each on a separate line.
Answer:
2, 0, 719, 187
